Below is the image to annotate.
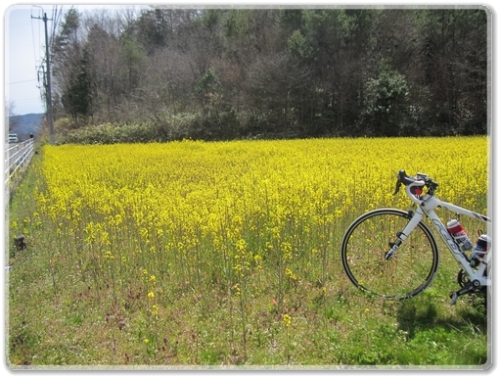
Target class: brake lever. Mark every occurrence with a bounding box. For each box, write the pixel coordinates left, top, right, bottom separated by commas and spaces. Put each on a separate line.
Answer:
393, 180, 402, 195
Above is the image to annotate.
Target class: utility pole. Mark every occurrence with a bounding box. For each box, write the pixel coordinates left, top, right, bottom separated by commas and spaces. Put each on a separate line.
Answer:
33, 11, 55, 145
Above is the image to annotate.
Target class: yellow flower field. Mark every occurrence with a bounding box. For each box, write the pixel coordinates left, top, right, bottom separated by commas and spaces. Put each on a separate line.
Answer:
9, 136, 490, 366
35, 137, 489, 291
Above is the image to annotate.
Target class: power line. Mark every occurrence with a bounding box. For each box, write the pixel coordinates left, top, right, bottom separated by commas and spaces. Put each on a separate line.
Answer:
9, 79, 38, 85
31, 6, 43, 74
14, 97, 43, 102
30, 6, 46, 114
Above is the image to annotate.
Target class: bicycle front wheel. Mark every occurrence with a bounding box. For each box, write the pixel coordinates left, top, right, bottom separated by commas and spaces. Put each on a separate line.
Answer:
341, 208, 439, 300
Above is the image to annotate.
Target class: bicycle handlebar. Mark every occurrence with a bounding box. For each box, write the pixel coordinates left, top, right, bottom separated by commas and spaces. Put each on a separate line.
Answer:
393, 169, 438, 196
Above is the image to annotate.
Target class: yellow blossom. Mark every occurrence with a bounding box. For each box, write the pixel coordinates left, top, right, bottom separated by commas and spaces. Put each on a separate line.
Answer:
282, 314, 292, 327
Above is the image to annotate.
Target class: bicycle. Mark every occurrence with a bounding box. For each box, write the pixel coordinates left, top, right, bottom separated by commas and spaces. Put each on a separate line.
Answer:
341, 169, 491, 305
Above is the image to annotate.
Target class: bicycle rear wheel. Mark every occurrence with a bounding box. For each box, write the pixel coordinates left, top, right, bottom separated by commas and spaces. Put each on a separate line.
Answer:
341, 208, 439, 299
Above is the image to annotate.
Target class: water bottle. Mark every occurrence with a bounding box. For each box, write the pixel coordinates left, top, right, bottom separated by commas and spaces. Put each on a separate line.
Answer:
447, 219, 473, 251
470, 234, 491, 268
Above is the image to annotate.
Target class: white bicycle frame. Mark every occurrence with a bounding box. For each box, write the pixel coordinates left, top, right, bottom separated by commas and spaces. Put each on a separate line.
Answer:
393, 181, 491, 287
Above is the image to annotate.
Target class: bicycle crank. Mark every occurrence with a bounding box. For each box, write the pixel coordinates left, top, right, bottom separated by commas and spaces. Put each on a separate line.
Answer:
450, 279, 482, 306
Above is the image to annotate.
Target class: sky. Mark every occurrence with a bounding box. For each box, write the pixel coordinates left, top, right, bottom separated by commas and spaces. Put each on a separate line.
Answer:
5, 4, 50, 116
3, 2, 147, 117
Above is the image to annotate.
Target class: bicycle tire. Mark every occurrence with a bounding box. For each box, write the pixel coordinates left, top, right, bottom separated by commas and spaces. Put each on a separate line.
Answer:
341, 208, 439, 300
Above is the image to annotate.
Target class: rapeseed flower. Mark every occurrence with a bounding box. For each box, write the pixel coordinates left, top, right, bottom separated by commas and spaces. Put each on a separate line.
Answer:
35, 137, 488, 308
282, 314, 292, 327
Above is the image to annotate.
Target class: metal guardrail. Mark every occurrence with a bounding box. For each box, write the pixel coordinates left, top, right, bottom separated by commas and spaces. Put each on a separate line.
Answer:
5, 139, 35, 186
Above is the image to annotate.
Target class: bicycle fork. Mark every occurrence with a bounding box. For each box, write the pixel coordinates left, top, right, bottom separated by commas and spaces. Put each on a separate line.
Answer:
384, 208, 423, 260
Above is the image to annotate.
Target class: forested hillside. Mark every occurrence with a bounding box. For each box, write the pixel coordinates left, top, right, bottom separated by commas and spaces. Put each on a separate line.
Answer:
50, 6, 488, 140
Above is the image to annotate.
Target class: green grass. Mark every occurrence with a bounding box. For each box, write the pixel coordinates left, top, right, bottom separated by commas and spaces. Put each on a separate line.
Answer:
6, 151, 490, 369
